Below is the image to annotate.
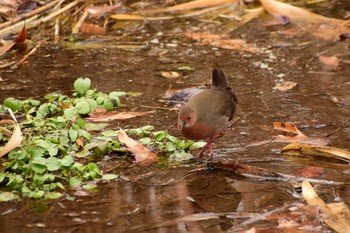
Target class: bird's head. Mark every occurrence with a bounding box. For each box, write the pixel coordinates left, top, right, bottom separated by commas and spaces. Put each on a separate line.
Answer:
178, 106, 196, 132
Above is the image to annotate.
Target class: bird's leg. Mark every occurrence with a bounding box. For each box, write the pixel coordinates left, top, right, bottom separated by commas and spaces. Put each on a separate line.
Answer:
198, 131, 225, 158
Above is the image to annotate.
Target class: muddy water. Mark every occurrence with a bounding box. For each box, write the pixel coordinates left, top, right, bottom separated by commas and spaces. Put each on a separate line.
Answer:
1, 8, 350, 233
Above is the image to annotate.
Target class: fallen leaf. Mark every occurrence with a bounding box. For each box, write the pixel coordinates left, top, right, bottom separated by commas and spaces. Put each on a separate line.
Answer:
302, 180, 350, 233
293, 166, 324, 178
0, 109, 23, 157
80, 23, 106, 35
260, 0, 350, 40
184, 32, 263, 53
282, 143, 350, 163
86, 110, 154, 122
160, 71, 181, 79
272, 122, 334, 145
118, 128, 157, 166
318, 55, 340, 71
0, 25, 27, 57
260, 0, 331, 24
273, 122, 308, 140
273, 81, 297, 91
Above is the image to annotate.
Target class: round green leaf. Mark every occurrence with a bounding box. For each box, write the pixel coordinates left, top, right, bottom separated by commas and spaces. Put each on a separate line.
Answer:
60, 156, 74, 167
75, 100, 91, 115
69, 129, 78, 142
165, 142, 176, 152
74, 78, 91, 96
103, 98, 114, 111
69, 177, 81, 188
4, 97, 22, 112
46, 157, 61, 171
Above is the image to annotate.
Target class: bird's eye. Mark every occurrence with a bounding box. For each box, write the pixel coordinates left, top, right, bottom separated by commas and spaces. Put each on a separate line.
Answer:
187, 116, 191, 120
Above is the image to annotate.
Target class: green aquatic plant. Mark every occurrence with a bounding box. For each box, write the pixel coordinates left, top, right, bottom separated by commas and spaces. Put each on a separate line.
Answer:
0, 77, 202, 201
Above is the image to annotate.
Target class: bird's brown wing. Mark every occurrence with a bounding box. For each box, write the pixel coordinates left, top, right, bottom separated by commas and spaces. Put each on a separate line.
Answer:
226, 87, 238, 121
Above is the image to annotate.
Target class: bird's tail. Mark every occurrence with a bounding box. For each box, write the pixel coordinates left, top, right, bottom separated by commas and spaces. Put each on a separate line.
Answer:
212, 68, 228, 88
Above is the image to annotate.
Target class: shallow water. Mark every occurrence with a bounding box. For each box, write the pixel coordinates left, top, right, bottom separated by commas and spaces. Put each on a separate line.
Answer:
1, 2, 350, 232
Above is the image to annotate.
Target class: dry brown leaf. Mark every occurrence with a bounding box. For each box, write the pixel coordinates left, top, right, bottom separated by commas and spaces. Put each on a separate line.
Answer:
273, 122, 332, 145
302, 180, 350, 233
260, 0, 334, 24
273, 81, 297, 91
273, 122, 308, 140
185, 32, 262, 53
318, 55, 340, 70
282, 143, 350, 163
86, 110, 154, 122
0, 41, 15, 57
117, 128, 157, 166
80, 23, 106, 35
160, 71, 181, 79
0, 109, 23, 157
293, 166, 324, 178
0, 25, 27, 57
260, 0, 350, 40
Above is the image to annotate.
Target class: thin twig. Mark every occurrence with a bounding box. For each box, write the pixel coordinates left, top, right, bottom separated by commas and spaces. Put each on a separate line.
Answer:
0, 0, 80, 38
0, 0, 62, 30
72, 10, 88, 34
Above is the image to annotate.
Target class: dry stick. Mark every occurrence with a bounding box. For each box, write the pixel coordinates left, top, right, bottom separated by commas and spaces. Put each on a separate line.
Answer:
0, 14, 39, 38
0, 0, 63, 30
113, 4, 234, 22
72, 10, 88, 34
0, 0, 80, 38
40, 0, 80, 23
54, 18, 60, 43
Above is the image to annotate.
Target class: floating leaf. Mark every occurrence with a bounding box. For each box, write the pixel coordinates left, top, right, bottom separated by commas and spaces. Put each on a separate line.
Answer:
185, 32, 263, 53
273, 81, 297, 92
282, 143, 350, 163
118, 128, 157, 166
272, 122, 333, 145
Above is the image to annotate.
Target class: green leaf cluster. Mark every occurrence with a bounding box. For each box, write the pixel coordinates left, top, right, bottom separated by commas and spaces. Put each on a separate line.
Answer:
0, 78, 203, 201
0, 78, 121, 201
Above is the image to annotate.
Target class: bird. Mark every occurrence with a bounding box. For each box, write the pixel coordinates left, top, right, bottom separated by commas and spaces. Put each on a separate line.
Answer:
178, 68, 238, 159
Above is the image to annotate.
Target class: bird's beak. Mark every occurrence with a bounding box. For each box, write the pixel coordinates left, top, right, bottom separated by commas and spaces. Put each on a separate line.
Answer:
180, 121, 186, 131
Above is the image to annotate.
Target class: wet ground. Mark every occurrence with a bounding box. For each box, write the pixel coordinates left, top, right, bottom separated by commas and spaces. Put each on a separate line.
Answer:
1, 2, 350, 232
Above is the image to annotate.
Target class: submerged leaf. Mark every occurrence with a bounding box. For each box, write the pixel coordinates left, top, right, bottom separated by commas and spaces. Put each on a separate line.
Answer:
302, 180, 350, 233
185, 32, 263, 53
